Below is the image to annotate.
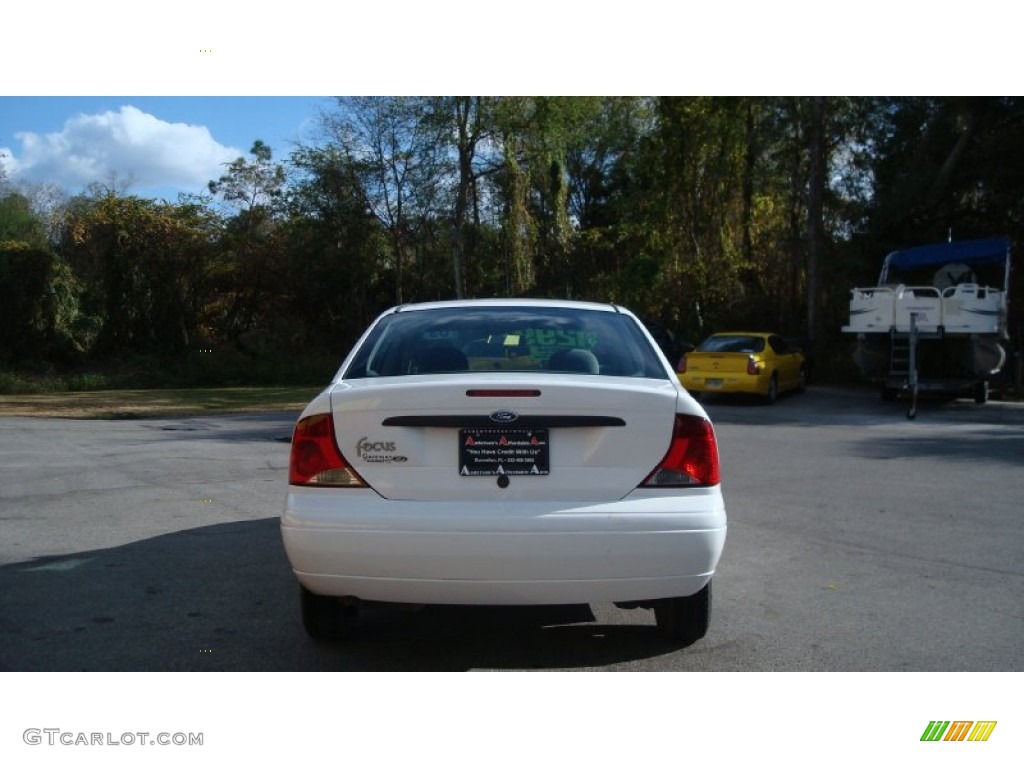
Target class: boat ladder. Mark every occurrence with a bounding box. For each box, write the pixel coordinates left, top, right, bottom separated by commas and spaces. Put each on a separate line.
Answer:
890, 315, 921, 419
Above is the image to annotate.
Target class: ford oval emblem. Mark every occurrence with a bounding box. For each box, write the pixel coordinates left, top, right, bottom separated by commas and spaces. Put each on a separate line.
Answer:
490, 410, 519, 423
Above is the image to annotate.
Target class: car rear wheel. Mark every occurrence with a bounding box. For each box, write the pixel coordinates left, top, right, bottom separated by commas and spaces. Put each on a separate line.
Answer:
797, 367, 807, 393
654, 581, 711, 645
300, 585, 358, 641
765, 374, 778, 404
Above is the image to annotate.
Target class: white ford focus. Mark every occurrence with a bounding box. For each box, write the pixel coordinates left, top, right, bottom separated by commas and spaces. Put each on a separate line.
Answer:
281, 299, 726, 644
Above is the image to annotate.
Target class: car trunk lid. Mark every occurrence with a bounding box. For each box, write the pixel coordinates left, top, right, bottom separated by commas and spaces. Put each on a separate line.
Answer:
685, 351, 756, 376
329, 375, 680, 502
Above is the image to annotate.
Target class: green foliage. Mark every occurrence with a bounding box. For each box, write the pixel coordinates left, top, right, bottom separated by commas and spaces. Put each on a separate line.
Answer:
208, 140, 286, 212
282, 146, 389, 348
132, 349, 338, 388
323, 97, 447, 304
3, 97, 1020, 386
0, 193, 46, 246
0, 370, 112, 394
0, 240, 87, 362
864, 97, 1024, 243
61, 193, 220, 355
0, 242, 54, 360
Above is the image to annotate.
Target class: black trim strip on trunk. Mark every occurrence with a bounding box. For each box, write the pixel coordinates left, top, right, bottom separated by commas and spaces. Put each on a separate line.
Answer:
381, 415, 626, 428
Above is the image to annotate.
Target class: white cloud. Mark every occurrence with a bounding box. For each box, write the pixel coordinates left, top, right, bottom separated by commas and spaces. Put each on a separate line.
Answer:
0, 106, 242, 195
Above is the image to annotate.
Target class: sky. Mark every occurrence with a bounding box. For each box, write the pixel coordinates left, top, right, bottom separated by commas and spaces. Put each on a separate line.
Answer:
0, 97, 331, 200
1, 5, 1011, 203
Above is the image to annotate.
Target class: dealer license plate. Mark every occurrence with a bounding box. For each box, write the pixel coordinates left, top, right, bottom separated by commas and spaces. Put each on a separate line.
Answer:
459, 428, 549, 476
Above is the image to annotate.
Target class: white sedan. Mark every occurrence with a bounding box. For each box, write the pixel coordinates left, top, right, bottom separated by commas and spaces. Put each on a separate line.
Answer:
281, 299, 727, 644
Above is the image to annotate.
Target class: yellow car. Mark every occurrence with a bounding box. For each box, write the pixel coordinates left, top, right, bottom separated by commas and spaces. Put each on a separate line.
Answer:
678, 332, 806, 403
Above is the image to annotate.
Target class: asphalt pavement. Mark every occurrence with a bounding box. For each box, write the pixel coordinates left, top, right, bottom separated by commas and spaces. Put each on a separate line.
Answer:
0, 387, 1021, 670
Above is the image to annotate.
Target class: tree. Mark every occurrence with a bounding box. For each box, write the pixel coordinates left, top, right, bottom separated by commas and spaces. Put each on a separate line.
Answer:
491, 101, 538, 295
0, 192, 46, 246
18, 182, 68, 245
491, 97, 587, 296
560, 97, 655, 304
806, 97, 826, 357
428, 96, 501, 299
0, 193, 77, 361
0, 240, 81, 361
859, 97, 1024, 343
61, 192, 218, 353
284, 146, 387, 348
321, 98, 445, 304
207, 141, 288, 342
208, 140, 286, 214
625, 97, 751, 334
864, 98, 1024, 245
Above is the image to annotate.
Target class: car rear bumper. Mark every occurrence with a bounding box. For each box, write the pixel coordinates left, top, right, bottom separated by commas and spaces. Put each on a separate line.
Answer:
679, 372, 769, 395
281, 488, 726, 605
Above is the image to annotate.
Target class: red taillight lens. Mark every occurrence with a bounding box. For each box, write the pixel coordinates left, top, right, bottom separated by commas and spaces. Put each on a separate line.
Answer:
642, 414, 721, 487
289, 413, 366, 487
747, 356, 761, 375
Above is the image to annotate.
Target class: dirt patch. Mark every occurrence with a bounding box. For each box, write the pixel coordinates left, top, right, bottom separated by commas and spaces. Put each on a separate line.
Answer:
0, 387, 321, 419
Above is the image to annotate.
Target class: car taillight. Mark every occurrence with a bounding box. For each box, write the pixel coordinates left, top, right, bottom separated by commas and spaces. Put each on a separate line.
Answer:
642, 414, 721, 487
289, 413, 366, 487
747, 356, 761, 375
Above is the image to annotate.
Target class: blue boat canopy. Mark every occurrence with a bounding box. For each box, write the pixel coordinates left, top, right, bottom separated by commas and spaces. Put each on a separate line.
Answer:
883, 238, 1010, 273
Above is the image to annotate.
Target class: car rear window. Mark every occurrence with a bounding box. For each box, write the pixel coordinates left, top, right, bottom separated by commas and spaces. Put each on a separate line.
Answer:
343, 306, 668, 380
697, 335, 766, 353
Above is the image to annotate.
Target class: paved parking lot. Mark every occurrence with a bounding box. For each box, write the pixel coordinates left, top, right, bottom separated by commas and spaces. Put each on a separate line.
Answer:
1, 387, 1021, 670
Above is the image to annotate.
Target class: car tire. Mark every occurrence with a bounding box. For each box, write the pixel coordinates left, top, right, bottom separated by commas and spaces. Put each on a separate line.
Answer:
797, 367, 807, 393
300, 585, 358, 641
973, 381, 989, 405
765, 374, 778, 404
654, 581, 711, 645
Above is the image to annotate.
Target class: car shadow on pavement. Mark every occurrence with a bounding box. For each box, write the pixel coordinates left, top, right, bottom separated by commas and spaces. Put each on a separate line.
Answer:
849, 427, 1024, 467
137, 412, 298, 443
314, 603, 681, 671
0, 518, 689, 672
